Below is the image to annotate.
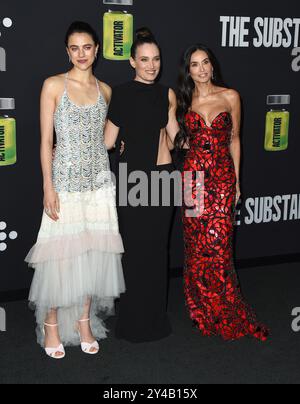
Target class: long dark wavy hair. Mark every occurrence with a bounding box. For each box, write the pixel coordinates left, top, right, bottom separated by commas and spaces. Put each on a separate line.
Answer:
175, 44, 226, 149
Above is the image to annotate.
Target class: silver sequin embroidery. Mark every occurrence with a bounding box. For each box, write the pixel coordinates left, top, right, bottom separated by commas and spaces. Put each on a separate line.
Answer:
53, 89, 112, 193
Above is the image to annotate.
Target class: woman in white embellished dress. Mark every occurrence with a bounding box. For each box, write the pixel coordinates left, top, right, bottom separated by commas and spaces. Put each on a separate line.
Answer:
25, 22, 125, 359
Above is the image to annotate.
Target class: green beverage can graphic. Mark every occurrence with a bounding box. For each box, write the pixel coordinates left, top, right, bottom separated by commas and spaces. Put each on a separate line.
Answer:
0, 98, 17, 166
103, 11, 133, 61
265, 95, 290, 152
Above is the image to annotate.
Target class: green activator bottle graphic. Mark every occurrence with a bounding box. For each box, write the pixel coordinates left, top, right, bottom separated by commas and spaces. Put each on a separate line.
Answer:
265, 95, 290, 152
103, 10, 133, 61
0, 98, 17, 166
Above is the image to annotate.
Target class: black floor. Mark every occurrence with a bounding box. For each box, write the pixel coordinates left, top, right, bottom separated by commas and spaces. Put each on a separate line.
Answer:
0, 263, 300, 384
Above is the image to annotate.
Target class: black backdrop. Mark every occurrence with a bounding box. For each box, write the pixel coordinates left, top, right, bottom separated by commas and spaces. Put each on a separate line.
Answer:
0, 0, 300, 297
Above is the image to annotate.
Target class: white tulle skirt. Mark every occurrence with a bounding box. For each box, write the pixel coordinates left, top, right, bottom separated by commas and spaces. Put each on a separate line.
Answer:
25, 186, 125, 347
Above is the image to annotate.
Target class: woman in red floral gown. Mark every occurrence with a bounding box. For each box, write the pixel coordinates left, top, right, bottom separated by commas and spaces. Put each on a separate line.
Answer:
176, 44, 269, 341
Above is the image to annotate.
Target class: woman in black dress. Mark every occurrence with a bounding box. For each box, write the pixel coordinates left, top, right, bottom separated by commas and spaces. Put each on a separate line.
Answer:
104, 28, 179, 343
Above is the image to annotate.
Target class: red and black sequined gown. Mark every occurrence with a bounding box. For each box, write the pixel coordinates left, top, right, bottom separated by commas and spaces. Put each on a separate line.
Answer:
182, 110, 269, 341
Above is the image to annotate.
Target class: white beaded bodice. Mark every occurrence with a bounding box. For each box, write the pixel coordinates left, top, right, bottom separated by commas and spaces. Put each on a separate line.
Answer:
52, 75, 111, 193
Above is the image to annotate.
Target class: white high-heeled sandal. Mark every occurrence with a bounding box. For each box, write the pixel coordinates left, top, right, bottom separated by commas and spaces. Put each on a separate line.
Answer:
77, 319, 99, 355
43, 323, 65, 360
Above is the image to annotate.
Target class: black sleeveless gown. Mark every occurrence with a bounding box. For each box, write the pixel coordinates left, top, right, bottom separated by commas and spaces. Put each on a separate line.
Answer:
108, 80, 174, 342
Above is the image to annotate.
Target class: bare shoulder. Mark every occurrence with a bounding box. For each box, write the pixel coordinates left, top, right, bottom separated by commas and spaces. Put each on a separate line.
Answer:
42, 74, 65, 95
168, 87, 176, 99
168, 88, 177, 106
223, 88, 240, 103
98, 80, 112, 104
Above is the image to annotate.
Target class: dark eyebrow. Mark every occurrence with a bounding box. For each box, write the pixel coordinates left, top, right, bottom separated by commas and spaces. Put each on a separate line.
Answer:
139, 55, 160, 60
69, 43, 94, 48
191, 58, 209, 64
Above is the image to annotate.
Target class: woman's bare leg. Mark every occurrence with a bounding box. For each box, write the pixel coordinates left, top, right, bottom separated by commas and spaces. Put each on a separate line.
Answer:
44, 309, 64, 357
78, 298, 98, 353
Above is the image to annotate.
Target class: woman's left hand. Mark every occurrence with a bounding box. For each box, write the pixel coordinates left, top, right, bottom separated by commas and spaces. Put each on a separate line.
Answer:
120, 141, 125, 156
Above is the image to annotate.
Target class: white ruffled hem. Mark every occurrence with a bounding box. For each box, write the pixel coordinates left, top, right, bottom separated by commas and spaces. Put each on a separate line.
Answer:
25, 231, 124, 264
28, 250, 125, 347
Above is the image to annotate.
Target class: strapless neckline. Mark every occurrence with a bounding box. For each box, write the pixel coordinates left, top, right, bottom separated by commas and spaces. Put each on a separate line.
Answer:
188, 110, 231, 129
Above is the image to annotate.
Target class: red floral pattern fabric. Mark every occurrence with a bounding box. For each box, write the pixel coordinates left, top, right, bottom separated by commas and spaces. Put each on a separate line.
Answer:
182, 111, 269, 341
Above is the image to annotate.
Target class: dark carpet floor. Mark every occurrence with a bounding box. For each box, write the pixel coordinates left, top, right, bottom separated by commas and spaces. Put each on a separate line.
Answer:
0, 263, 299, 384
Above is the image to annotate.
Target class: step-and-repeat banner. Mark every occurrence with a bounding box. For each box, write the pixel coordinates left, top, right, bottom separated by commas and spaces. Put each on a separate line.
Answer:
0, 0, 299, 294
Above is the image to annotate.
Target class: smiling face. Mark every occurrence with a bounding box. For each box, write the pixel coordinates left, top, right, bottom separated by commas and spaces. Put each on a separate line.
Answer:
67, 32, 99, 71
130, 43, 161, 83
189, 50, 213, 85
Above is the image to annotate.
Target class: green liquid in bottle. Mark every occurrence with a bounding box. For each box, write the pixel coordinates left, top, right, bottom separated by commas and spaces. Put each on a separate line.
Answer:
265, 110, 289, 151
0, 98, 17, 166
264, 95, 290, 152
103, 11, 133, 61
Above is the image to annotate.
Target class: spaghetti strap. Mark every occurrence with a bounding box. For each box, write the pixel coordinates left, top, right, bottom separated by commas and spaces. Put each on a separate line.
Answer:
65, 73, 69, 92
95, 77, 100, 95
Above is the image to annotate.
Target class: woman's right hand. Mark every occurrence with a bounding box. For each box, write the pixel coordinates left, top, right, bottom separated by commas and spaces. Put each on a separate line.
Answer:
44, 186, 60, 221
120, 141, 125, 155
52, 144, 57, 160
